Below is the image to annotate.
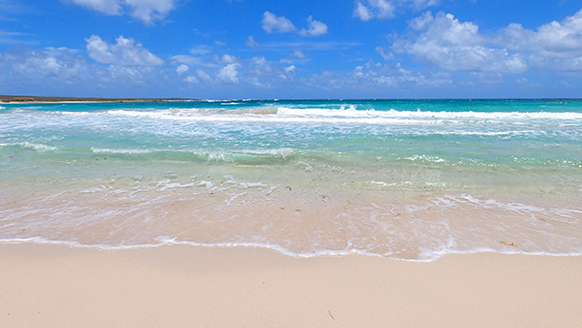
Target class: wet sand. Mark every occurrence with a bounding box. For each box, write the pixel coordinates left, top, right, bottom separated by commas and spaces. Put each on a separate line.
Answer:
1, 243, 581, 327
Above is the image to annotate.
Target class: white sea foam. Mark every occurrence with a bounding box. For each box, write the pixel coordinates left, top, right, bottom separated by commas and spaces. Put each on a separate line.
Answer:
91, 147, 153, 154
156, 182, 195, 192
89, 147, 297, 162
101, 107, 582, 127
2, 236, 581, 263
0, 142, 58, 152
401, 154, 446, 163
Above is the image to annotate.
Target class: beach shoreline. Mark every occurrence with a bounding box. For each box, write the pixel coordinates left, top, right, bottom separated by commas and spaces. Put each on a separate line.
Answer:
0, 95, 200, 104
1, 243, 581, 327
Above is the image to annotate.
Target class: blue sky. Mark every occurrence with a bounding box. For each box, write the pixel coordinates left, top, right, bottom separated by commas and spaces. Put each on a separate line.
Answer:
1, 0, 582, 99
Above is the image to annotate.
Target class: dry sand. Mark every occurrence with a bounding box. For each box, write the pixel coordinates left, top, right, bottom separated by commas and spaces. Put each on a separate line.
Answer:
1, 243, 581, 327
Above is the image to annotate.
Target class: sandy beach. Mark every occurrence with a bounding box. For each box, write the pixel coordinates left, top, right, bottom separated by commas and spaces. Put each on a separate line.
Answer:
1, 243, 581, 327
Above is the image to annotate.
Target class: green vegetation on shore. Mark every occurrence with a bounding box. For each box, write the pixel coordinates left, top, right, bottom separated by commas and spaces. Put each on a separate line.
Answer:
0, 95, 199, 103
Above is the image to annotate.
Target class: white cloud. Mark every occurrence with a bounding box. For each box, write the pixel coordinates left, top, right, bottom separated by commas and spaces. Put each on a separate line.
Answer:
469, 71, 503, 84
197, 69, 213, 83
353, 2, 373, 21
262, 12, 328, 37
85, 35, 164, 66
375, 46, 393, 60
262, 11, 297, 33
392, 12, 527, 74
246, 36, 259, 48
248, 76, 269, 88
393, 9, 582, 74
1, 47, 86, 80
303, 60, 451, 90
0, 44, 172, 89
216, 63, 240, 84
409, 0, 439, 11
501, 8, 582, 71
182, 75, 198, 83
353, 0, 396, 20
514, 77, 528, 85
299, 16, 328, 37
105, 65, 154, 84
68, 0, 122, 15
353, 0, 438, 21
255, 41, 361, 52
214, 54, 238, 64
503, 9, 582, 56
251, 57, 272, 75
171, 55, 206, 66
176, 64, 189, 74
69, 0, 176, 24
247, 57, 296, 87
0, 30, 32, 45
189, 45, 214, 55
290, 50, 305, 59
171, 45, 225, 70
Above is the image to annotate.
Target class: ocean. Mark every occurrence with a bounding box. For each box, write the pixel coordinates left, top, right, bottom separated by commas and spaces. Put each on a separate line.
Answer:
1, 99, 581, 261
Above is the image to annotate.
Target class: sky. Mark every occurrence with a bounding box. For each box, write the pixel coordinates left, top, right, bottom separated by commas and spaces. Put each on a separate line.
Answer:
1, 0, 582, 99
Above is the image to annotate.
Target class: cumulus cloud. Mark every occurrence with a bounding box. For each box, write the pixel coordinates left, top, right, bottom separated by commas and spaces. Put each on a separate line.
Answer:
392, 9, 582, 74
353, 0, 438, 21
0, 44, 171, 90
246, 57, 296, 88
104, 65, 155, 84
262, 11, 297, 33
125, 0, 175, 24
355, 60, 451, 87
503, 9, 582, 56
262, 12, 328, 37
216, 63, 240, 84
176, 64, 189, 74
501, 8, 582, 71
392, 12, 527, 74
68, 0, 176, 24
0, 47, 86, 80
85, 35, 164, 66
214, 54, 238, 64
353, 0, 395, 21
303, 60, 451, 90
299, 16, 328, 37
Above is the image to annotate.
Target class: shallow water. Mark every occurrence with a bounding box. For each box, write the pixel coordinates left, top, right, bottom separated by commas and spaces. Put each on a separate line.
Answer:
1, 99, 581, 260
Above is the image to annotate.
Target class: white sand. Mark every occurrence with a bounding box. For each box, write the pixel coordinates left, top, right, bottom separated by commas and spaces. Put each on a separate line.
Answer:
1, 243, 581, 327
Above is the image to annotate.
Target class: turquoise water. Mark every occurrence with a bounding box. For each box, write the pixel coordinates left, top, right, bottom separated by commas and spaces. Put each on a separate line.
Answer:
1, 99, 581, 260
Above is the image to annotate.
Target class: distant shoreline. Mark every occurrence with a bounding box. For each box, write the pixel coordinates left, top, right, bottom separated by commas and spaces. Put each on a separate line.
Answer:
3, 95, 582, 104
0, 95, 200, 104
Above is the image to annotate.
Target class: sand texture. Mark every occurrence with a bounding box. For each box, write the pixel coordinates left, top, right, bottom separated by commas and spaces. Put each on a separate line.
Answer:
1, 243, 581, 327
